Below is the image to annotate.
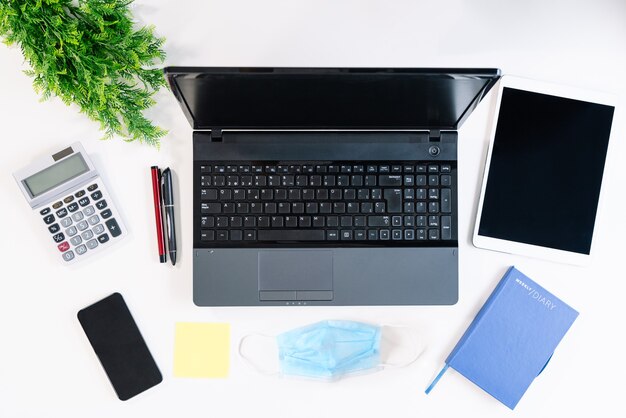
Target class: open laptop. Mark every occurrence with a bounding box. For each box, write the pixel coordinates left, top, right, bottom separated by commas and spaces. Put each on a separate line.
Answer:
165, 67, 500, 306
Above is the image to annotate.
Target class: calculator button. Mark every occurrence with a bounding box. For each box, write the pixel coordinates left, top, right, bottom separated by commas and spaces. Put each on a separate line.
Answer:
61, 217, 73, 228
87, 183, 98, 192
62, 251, 74, 262
75, 190, 86, 198
105, 218, 121, 237
78, 197, 90, 207
77, 221, 89, 231
52, 201, 63, 209
75, 244, 87, 255
86, 239, 98, 250
63, 195, 74, 204
88, 215, 100, 225
58, 242, 70, 252
52, 233, 65, 243
90, 190, 103, 200
81, 230, 94, 240
97, 233, 110, 244
66, 226, 78, 237
67, 202, 79, 213
56, 208, 68, 218
84, 205, 96, 216
95, 199, 108, 210
93, 224, 105, 235
40, 207, 50, 215
48, 223, 60, 234
101, 209, 112, 219
43, 214, 55, 224
72, 212, 84, 221
70, 236, 82, 246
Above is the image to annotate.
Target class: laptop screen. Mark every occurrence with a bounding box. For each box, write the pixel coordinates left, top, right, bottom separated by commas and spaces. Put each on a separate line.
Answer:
166, 68, 500, 130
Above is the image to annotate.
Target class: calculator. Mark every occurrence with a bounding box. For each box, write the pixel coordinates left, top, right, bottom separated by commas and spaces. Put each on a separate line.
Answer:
14, 142, 126, 264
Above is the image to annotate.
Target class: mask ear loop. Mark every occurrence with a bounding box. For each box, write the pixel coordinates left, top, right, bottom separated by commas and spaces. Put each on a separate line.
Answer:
378, 324, 426, 368
238, 333, 281, 376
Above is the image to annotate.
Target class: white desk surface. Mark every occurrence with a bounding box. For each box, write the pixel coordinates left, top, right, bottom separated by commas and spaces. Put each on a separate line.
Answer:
1, 1, 625, 417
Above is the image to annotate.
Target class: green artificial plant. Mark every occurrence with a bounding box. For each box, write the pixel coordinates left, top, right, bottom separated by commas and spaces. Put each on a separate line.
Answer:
0, 0, 167, 146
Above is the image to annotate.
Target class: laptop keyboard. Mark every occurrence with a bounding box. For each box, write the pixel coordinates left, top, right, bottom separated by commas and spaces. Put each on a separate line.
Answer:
196, 162, 456, 245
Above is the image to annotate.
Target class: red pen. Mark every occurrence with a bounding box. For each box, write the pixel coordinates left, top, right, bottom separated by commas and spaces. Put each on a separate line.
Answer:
151, 166, 166, 263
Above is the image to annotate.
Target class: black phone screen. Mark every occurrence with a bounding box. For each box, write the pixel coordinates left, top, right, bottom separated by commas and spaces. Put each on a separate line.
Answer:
478, 87, 614, 254
77, 293, 162, 400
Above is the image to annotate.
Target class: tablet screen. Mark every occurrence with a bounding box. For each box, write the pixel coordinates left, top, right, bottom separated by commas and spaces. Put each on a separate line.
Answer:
478, 87, 614, 254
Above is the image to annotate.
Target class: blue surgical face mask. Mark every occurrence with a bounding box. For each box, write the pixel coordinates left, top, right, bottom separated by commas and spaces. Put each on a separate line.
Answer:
239, 320, 421, 381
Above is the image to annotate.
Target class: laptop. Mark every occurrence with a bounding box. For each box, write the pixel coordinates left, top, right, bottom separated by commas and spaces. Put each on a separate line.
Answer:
165, 67, 500, 306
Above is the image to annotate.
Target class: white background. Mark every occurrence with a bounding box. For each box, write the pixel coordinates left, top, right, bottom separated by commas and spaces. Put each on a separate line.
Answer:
1, 1, 625, 417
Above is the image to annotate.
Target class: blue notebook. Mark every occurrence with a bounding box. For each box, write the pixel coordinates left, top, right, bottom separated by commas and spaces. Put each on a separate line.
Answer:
426, 266, 579, 409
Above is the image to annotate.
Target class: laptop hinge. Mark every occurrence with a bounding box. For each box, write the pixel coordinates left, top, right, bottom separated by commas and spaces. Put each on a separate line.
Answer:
210, 129, 223, 142
429, 129, 441, 142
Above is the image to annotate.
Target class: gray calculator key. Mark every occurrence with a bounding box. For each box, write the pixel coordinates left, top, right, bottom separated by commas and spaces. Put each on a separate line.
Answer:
86, 239, 99, 250
70, 236, 82, 246
81, 230, 94, 240
77, 220, 89, 231
61, 217, 73, 227
75, 244, 87, 255
72, 212, 84, 221
88, 215, 100, 225
93, 224, 105, 235
84, 205, 96, 216
66, 226, 78, 237
62, 251, 75, 262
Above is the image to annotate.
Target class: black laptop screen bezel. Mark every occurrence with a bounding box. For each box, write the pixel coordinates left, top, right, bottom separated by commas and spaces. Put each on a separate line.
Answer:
164, 67, 501, 131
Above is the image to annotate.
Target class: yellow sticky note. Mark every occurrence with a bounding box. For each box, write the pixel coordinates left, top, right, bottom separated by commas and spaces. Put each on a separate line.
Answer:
174, 322, 230, 378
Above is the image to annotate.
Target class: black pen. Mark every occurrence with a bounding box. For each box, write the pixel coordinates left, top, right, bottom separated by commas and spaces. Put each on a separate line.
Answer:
161, 168, 177, 266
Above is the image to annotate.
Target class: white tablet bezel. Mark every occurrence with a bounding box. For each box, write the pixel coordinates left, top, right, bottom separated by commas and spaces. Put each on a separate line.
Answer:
472, 75, 616, 265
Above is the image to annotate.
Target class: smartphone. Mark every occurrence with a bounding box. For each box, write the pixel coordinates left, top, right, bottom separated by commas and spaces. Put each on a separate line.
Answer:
77, 293, 162, 400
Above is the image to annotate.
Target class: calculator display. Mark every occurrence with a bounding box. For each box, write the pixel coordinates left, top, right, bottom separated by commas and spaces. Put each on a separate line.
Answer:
24, 153, 89, 197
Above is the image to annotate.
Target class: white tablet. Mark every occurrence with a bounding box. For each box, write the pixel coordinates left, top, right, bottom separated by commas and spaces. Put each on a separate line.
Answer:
473, 76, 616, 265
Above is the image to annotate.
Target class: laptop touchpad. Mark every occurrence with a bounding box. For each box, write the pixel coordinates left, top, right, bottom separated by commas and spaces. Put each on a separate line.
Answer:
258, 250, 333, 300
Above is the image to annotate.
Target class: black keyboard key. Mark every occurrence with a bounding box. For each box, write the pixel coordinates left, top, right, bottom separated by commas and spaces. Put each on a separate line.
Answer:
230, 216, 242, 227
258, 230, 325, 241
416, 215, 427, 227
244, 230, 256, 240
40, 207, 51, 215
299, 216, 311, 227
441, 175, 452, 186
96, 199, 107, 210
67, 202, 79, 212
273, 189, 286, 200
97, 233, 110, 244
56, 208, 68, 218
49, 223, 60, 234
374, 202, 385, 213
271, 216, 284, 227
43, 214, 55, 224
404, 229, 415, 240
416, 229, 426, 240
327, 216, 339, 227
368, 230, 378, 240
383, 189, 402, 213
379, 230, 390, 240
327, 230, 339, 240
379, 175, 402, 186
230, 230, 243, 241
355, 230, 366, 240
333, 203, 346, 213
428, 175, 439, 186
442, 216, 452, 240
441, 164, 451, 173
392, 229, 402, 240
101, 209, 112, 219
340, 230, 353, 240
368, 216, 390, 227
441, 188, 452, 213
201, 189, 218, 200
312, 216, 325, 227
216, 231, 228, 240
105, 218, 122, 237
392, 216, 402, 227
428, 202, 439, 213
243, 216, 256, 227
428, 216, 439, 227
428, 165, 439, 173
404, 215, 414, 227
201, 203, 221, 214
201, 230, 215, 241
340, 216, 352, 227
416, 202, 426, 213
201, 216, 214, 227
416, 175, 427, 186
285, 216, 298, 227
258, 216, 270, 227
429, 229, 440, 240
78, 197, 90, 207
91, 190, 103, 200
